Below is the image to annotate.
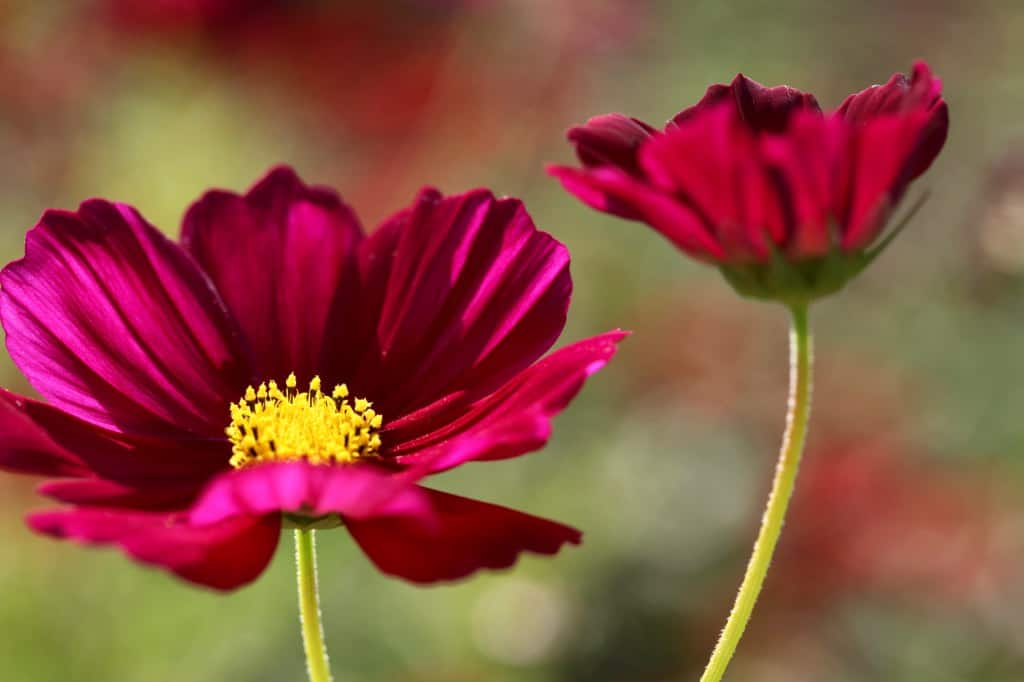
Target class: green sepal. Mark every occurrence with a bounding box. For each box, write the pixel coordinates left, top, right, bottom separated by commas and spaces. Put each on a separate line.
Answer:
718, 193, 929, 305
282, 512, 343, 530
719, 244, 872, 305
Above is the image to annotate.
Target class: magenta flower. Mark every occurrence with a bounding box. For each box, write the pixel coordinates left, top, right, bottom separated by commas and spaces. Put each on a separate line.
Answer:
549, 62, 948, 301
550, 63, 951, 682
0, 166, 624, 591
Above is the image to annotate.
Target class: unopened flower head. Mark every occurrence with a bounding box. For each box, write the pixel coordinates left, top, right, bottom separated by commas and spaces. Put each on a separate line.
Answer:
550, 62, 948, 303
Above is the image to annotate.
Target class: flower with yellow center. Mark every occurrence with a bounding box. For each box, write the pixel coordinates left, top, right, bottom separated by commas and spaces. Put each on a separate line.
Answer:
226, 373, 383, 469
0, 167, 621, 610
0, 167, 627, 682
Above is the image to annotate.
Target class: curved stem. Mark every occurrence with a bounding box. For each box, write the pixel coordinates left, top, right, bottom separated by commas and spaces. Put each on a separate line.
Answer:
699, 303, 814, 682
295, 528, 334, 682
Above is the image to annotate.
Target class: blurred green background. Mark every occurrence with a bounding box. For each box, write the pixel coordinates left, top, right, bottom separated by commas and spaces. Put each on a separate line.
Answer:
3, 1, 1024, 680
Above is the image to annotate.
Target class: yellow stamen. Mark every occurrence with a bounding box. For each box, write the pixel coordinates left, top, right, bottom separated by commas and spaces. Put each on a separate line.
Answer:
226, 375, 384, 469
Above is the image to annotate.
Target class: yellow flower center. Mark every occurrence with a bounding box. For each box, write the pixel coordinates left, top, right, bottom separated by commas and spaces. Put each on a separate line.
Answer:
226, 373, 383, 469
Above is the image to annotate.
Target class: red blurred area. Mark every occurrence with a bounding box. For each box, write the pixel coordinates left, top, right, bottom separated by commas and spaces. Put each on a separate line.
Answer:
1, 0, 651, 218
774, 439, 1009, 608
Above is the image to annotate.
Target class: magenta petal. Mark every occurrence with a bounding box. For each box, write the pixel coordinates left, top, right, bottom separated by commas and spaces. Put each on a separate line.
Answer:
0, 200, 251, 438
393, 411, 553, 475
189, 461, 431, 526
28, 508, 281, 591
352, 188, 572, 418
567, 113, 658, 175
182, 166, 364, 381
547, 164, 647, 221
347, 488, 580, 584
549, 165, 725, 260
389, 330, 626, 473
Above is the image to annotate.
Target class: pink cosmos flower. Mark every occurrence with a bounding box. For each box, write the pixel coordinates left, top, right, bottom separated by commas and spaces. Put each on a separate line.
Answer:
549, 62, 949, 301
0, 166, 624, 590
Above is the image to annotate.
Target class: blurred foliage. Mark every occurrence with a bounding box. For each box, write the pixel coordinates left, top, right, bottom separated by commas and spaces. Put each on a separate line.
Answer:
2, 0, 1024, 680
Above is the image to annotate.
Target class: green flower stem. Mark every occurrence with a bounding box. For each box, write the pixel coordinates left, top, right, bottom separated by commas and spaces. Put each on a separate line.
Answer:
295, 528, 334, 682
698, 302, 813, 682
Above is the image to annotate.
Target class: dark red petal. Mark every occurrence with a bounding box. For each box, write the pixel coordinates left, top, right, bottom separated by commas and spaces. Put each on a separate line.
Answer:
0, 390, 89, 478
670, 73, 821, 134
181, 166, 365, 381
836, 61, 943, 122
189, 461, 431, 525
901, 62, 949, 182
326, 203, 410, 385
836, 72, 912, 122
38, 478, 203, 511
28, 508, 281, 591
0, 200, 251, 439
567, 113, 658, 175
735, 150, 793, 258
347, 488, 580, 584
0, 389, 227, 486
350, 189, 571, 419
838, 111, 933, 250
548, 164, 725, 260
904, 98, 948, 182
389, 331, 626, 473
759, 112, 838, 258
834, 62, 948, 182
643, 104, 784, 261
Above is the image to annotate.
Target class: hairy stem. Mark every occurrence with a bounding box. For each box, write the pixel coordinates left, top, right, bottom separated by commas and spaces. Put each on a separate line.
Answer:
295, 528, 334, 682
699, 303, 813, 682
